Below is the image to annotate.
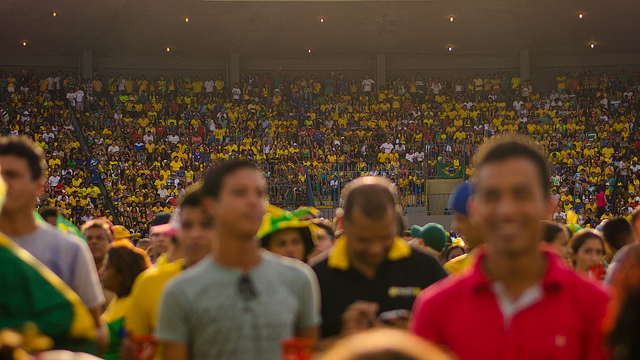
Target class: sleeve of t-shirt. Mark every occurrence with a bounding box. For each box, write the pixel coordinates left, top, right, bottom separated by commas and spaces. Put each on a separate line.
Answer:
71, 237, 105, 309
155, 281, 189, 344
292, 263, 322, 330
124, 274, 151, 336
579, 283, 610, 360
408, 282, 448, 345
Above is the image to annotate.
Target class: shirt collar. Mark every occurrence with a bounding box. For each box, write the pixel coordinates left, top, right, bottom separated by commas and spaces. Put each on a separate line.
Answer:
327, 235, 412, 271
468, 246, 568, 294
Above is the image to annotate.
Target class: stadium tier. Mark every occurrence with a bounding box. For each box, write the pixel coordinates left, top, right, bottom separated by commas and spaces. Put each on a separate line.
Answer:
1, 69, 638, 233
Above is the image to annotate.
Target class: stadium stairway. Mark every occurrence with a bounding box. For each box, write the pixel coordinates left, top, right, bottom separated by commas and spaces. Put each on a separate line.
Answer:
68, 109, 121, 225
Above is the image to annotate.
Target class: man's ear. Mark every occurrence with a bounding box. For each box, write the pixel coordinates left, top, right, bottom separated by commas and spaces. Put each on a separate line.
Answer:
201, 197, 216, 218
546, 196, 556, 219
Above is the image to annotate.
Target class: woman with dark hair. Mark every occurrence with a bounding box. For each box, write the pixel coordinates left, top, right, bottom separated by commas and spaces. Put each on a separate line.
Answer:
568, 229, 606, 278
100, 240, 151, 360
540, 220, 571, 259
442, 243, 465, 263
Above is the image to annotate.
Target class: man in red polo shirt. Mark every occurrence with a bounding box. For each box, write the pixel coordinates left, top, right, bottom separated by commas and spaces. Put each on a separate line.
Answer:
410, 134, 610, 360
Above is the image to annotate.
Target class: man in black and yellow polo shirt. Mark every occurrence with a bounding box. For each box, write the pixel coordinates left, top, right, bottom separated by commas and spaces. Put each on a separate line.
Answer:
311, 177, 446, 338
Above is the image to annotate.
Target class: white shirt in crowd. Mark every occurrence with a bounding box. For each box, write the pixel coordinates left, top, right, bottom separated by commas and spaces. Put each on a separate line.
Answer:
48, 175, 61, 187
380, 142, 394, 154
204, 80, 215, 93
167, 134, 179, 144
47, 76, 56, 90
66, 92, 76, 106
362, 78, 375, 92
232, 87, 242, 100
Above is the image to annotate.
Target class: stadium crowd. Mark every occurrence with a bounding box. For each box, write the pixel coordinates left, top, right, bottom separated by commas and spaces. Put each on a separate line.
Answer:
2, 133, 640, 360
1, 68, 639, 234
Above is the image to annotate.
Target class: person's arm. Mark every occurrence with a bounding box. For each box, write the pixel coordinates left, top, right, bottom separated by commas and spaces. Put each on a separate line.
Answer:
581, 290, 611, 360
90, 307, 109, 354
70, 238, 107, 350
296, 326, 319, 339
316, 300, 379, 351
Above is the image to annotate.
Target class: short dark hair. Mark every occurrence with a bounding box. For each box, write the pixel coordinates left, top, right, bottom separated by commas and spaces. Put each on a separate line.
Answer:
39, 206, 60, 221
179, 183, 203, 208
0, 136, 46, 180
602, 217, 633, 251
201, 160, 258, 199
540, 221, 570, 243
342, 177, 398, 222
473, 134, 550, 196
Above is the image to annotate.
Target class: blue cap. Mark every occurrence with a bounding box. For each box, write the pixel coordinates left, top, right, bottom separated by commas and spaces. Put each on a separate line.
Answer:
448, 182, 473, 216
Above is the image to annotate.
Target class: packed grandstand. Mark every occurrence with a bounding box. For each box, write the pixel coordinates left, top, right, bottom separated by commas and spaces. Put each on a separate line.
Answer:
1, 68, 638, 234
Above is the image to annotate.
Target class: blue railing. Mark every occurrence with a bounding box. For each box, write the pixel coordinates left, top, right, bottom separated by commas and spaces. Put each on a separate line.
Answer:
261, 141, 466, 215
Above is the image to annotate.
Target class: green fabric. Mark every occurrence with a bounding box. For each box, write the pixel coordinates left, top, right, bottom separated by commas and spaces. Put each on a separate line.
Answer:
0, 246, 95, 353
104, 317, 125, 360
410, 223, 448, 252
32, 211, 86, 241
436, 162, 463, 178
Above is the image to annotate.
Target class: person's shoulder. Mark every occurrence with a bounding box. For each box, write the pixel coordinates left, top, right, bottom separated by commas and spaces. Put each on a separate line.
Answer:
561, 265, 609, 302
414, 266, 469, 310
406, 247, 443, 266
163, 257, 212, 294
262, 251, 317, 284
137, 259, 184, 288
35, 223, 84, 248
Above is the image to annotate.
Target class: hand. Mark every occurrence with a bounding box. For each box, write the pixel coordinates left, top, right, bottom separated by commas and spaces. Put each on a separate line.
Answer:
120, 337, 136, 360
342, 301, 379, 334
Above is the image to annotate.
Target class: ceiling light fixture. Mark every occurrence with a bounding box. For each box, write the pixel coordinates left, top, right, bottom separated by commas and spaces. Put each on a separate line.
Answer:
22, 41, 27, 46
448, 46, 453, 52
166, 47, 171, 52
590, 42, 595, 49
578, 13, 583, 19
185, 17, 189, 22
449, 16, 454, 22
320, 17, 324, 23
52, 11, 57, 17
308, 48, 312, 53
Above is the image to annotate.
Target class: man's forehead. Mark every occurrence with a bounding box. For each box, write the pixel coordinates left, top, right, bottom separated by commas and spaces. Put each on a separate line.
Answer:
474, 158, 543, 191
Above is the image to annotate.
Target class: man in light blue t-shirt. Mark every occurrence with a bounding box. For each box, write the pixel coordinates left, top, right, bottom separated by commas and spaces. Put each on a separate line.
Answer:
156, 160, 320, 360
0, 137, 106, 352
